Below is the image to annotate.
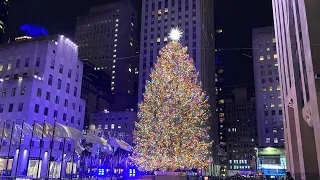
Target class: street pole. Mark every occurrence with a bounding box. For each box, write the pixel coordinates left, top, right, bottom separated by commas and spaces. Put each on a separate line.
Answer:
14, 119, 25, 177
5, 120, 15, 177
26, 120, 36, 178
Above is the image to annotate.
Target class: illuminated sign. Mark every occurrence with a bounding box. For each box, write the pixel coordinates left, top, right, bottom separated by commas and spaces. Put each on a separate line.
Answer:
20, 24, 48, 37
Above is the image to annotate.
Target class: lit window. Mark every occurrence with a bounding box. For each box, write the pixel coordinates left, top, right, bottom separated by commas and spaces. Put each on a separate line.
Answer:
157, 38, 160, 42
111, 87, 114, 90
216, 29, 223, 33
274, 54, 278, 59
112, 76, 115, 79
267, 55, 271, 60
158, 9, 162, 14
113, 49, 117, 52
0, 63, 3, 71
113, 60, 116, 63
273, 128, 278, 133
262, 87, 267, 92
269, 86, 273, 91
115, 29, 118, 32
266, 138, 270, 143
278, 94, 281, 99
104, 125, 108, 129
272, 38, 276, 43
130, 42, 133, 46
263, 104, 267, 108
115, 34, 118, 37
118, 125, 121, 129
116, 19, 119, 22
111, 82, 114, 85
274, 62, 278, 66
219, 99, 225, 104
115, 24, 118, 27
267, 48, 270, 51
278, 104, 282, 107
129, 68, 132, 72
111, 124, 115, 129
112, 71, 115, 74
277, 85, 281, 91
112, 65, 115, 68
114, 44, 117, 47
274, 138, 278, 144
114, 39, 117, 42
271, 103, 275, 108
113, 55, 117, 58
164, 37, 168, 41
259, 56, 264, 61
7, 61, 12, 70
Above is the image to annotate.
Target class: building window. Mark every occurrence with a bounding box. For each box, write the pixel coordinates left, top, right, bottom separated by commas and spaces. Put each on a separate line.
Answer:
111, 124, 115, 129
8, 103, 13, 112
37, 88, 42, 97
104, 125, 108, 129
44, 107, 49, 116
0, 104, 3, 113
46, 92, 50, 100
263, 94, 267, 99
264, 111, 268, 116
72, 103, 76, 110
25, 58, 29, 67
274, 138, 278, 144
55, 96, 60, 104
274, 54, 278, 59
279, 110, 283, 115
277, 85, 281, 91
259, 56, 264, 61
0, 63, 3, 71
272, 110, 276, 115
16, 59, 20, 68
68, 69, 72, 78
50, 59, 55, 69
18, 103, 23, 112
66, 83, 70, 93
64, 99, 68, 107
35, 57, 40, 67
63, 113, 67, 121
264, 119, 269, 124
266, 138, 270, 143
21, 86, 26, 95
59, 64, 63, 74
271, 102, 275, 108
269, 86, 273, 91
48, 75, 53, 85
54, 110, 58, 118
273, 128, 278, 133
7, 61, 12, 70
11, 88, 16, 96
2, 89, 6, 97
34, 104, 39, 113
57, 79, 62, 89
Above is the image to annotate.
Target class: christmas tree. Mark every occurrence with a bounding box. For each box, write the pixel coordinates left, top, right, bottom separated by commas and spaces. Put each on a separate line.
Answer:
131, 28, 212, 171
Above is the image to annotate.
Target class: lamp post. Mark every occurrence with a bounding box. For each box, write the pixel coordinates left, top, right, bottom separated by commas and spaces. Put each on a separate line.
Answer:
254, 148, 259, 178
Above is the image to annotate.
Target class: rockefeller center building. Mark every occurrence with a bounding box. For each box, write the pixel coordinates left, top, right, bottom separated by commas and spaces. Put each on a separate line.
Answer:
0, 35, 85, 178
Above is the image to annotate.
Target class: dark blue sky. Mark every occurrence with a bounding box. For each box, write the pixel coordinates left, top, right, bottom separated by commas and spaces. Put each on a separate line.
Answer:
8, 0, 273, 88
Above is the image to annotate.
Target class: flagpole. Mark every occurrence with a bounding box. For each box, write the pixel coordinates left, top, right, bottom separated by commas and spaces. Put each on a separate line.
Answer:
59, 122, 67, 180
36, 120, 46, 179
0, 120, 6, 151
14, 119, 25, 178
70, 123, 78, 180
26, 120, 36, 178
4, 120, 15, 177
46, 120, 56, 179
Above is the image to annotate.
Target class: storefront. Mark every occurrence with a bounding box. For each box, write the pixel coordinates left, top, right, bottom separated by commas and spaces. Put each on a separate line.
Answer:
257, 147, 286, 178
0, 157, 13, 176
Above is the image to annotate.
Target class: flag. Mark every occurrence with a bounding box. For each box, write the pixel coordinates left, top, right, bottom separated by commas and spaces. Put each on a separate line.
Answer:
33, 123, 44, 139
23, 122, 33, 135
75, 141, 85, 155
56, 123, 83, 142
108, 138, 132, 151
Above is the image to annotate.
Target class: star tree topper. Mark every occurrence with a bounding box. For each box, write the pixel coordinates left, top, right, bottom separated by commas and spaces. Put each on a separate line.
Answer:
169, 27, 183, 41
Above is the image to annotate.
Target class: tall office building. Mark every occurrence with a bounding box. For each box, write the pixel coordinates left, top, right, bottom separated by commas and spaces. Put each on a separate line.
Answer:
0, 35, 85, 178
272, 0, 320, 179
75, 0, 139, 111
252, 26, 284, 148
0, 0, 9, 41
215, 27, 227, 175
225, 87, 257, 176
139, 0, 217, 149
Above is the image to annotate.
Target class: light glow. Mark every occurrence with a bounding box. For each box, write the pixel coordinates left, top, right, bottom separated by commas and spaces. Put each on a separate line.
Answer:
169, 27, 183, 41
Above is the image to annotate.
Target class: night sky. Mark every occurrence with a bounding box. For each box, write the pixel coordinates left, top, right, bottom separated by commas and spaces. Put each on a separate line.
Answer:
8, 0, 273, 89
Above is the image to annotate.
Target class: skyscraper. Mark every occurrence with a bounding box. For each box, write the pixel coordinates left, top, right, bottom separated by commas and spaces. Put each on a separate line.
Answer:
139, 0, 217, 148
0, 0, 9, 41
225, 87, 257, 175
75, 0, 139, 110
272, 0, 320, 178
252, 26, 284, 148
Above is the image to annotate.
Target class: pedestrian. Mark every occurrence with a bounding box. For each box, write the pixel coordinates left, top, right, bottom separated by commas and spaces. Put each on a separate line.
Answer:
285, 172, 294, 180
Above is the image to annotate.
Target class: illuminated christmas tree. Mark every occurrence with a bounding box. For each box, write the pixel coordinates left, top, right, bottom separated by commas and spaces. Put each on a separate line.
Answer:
131, 28, 212, 171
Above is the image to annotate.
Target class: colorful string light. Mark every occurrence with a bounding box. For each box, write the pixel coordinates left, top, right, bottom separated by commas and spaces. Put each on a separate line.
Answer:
131, 41, 213, 172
